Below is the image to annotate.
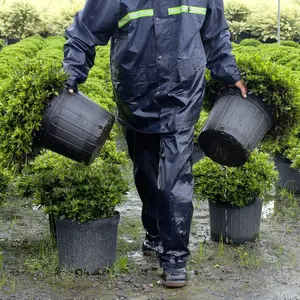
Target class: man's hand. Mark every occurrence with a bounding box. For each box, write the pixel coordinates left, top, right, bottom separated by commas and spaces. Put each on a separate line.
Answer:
234, 80, 247, 98
65, 78, 78, 94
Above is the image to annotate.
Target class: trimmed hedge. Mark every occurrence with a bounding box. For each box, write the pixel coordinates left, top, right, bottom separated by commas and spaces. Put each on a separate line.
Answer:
0, 35, 44, 80
234, 43, 300, 73
239, 38, 261, 47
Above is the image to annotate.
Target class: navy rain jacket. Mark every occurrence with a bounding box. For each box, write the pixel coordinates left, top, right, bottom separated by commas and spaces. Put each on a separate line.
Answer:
63, 0, 241, 133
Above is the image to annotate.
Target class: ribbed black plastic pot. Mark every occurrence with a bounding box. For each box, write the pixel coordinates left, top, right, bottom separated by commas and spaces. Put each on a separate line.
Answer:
38, 89, 115, 165
209, 198, 263, 245
274, 153, 300, 194
55, 212, 120, 274
198, 88, 274, 167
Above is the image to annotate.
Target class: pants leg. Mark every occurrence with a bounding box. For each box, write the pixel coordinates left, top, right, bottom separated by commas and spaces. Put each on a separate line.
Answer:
123, 126, 194, 269
123, 129, 161, 237
157, 126, 194, 269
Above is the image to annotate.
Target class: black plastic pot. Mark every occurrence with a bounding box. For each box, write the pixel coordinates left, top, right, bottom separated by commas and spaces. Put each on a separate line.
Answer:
38, 89, 114, 165
198, 89, 274, 167
274, 153, 300, 194
55, 212, 120, 274
4, 37, 20, 45
209, 198, 263, 245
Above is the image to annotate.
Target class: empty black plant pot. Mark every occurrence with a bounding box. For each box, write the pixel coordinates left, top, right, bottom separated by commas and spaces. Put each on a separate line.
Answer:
198, 89, 274, 167
38, 89, 115, 165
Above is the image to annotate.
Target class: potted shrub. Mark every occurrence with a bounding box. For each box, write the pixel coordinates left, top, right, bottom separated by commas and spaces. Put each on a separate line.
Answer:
199, 52, 300, 167
193, 150, 278, 244
16, 149, 129, 274
0, 58, 114, 172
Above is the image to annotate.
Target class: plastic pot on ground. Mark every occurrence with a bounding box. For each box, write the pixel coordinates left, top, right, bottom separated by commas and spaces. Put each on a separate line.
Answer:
209, 198, 263, 244
55, 212, 120, 274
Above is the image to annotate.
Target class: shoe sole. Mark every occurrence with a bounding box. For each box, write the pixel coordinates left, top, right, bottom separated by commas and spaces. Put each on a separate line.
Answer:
164, 281, 187, 288
142, 250, 154, 256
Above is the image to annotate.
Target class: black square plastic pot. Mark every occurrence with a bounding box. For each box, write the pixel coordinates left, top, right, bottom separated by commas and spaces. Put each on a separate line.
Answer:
198, 88, 274, 167
209, 198, 263, 245
55, 212, 120, 274
38, 89, 115, 165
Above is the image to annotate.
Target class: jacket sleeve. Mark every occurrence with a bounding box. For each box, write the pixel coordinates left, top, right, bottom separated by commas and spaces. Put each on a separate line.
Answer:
63, 0, 119, 84
200, 0, 241, 85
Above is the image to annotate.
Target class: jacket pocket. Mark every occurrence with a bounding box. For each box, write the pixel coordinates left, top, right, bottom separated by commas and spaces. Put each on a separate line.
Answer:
177, 50, 207, 82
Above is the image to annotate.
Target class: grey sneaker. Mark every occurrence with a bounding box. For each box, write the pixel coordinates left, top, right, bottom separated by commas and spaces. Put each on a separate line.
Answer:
142, 235, 162, 256
162, 267, 187, 288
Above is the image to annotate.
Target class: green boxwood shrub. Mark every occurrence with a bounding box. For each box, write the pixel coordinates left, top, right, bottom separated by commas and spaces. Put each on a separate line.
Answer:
284, 139, 300, 170
239, 38, 261, 47
0, 59, 68, 172
0, 2, 45, 38
224, 0, 251, 41
50, 3, 82, 35
16, 151, 129, 222
233, 43, 300, 75
34, 36, 65, 62
276, 126, 300, 170
193, 150, 278, 207
247, 8, 300, 42
225, 0, 250, 23
0, 35, 44, 80
280, 40, 300, 48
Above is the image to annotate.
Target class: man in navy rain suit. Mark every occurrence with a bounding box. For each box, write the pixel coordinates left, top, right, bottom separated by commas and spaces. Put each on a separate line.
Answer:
63, 0, 247, 288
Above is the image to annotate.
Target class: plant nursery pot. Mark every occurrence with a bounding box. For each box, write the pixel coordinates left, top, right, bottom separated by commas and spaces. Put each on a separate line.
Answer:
274, 153, 300, 194
198, 88, 274, 167
4, 37, 20, 45
209, 198, 263, 245
55, 212, 120, 274
38, 89, 115, 165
